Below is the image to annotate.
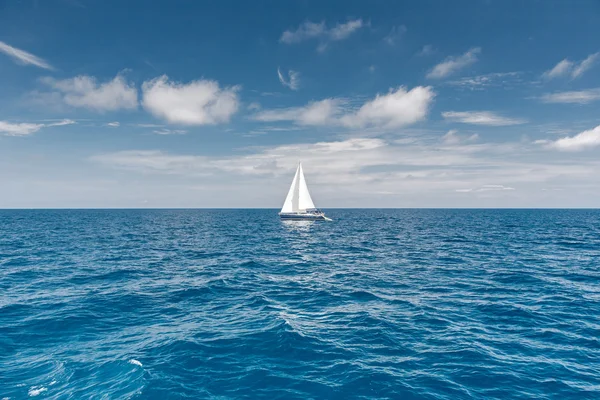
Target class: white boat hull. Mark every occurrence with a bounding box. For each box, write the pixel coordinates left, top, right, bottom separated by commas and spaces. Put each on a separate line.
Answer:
279, 212, 327, 221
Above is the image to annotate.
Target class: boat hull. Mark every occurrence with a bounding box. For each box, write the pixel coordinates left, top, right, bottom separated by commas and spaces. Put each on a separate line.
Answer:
279, 213, 327, 221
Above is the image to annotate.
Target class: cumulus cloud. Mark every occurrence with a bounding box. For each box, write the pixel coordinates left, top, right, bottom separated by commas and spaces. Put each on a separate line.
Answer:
253, 86, 435, 129
542, 53, 599, 79
539, 88, 600, 104
0, 40, 53, 70
427, 47, 481, 79
442, 111, 526, 126
141, 75, 240, 125
538, 125, 600, 151
40, 74, 138, 111
0, 119, 75, 136
277, 67, 300, 90
280, 19, 364, 51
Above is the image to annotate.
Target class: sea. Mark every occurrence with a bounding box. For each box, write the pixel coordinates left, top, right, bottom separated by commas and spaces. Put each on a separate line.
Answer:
1, 209, 599, 399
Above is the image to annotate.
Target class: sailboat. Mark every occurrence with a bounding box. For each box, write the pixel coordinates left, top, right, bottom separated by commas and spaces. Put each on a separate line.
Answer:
279, 163, 330, 221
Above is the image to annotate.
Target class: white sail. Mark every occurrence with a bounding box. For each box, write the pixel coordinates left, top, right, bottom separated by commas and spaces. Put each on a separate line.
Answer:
280, 163, 316, 213
280, 164, 300, 213
297, 163, 316, 211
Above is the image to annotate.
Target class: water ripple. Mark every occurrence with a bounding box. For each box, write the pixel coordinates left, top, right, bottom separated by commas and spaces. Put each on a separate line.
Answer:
1, 209, 599, 399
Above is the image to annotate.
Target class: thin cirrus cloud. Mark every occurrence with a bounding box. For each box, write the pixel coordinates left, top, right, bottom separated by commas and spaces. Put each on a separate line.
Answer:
456, 185, 515, 193
141, 75, 240, 125
542, 52, 599, 79
537, 125, 600, 151
442, 129, 479, 145
252, 86, 435, 129
426, 47, 481, 79
39, 74, 138, 111
0, 119, 75, 136
0, 40, 53, 70
538, 88, 600, 104
153, 128, 187, 135
442, 111, 526, 126
277, 67, 300, 90
279, 19, 364, 51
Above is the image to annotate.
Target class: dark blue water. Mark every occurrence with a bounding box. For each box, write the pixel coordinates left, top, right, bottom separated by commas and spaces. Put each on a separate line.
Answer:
1, 209, 600, 399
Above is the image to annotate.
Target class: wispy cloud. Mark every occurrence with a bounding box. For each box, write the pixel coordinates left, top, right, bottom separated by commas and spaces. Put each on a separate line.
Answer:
383, 25, 407, 45
537, 125, 600, 151
252, 86, 435, 129
442, 129, 479, 144
427, 47, 481, 79
542, 53, 599, 79
39, 74, 138, 111
91, 134, 599, 208
0, 41, 53, 70
538, 88, 600, 104
153, 128, 187, 135
442, 111, 526, 126
106, 121, 120, 127
456, 185, 515, 193
572, 53, 599, 78
417, 45, 436, 57
277, 67, 300, 90
446, 72, 521, 90
0, 119, 75, 136
280, 19, 364, 51
141, 75, 240, 125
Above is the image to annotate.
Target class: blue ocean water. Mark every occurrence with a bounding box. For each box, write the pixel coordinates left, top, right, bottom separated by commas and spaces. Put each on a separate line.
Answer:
1, 209, 599, 399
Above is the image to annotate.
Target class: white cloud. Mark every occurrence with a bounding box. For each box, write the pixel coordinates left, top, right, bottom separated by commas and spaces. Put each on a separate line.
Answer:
280, 21, 326, 44
442, 111, 526, 126
572, 53, 599, 78
383, 25, 407, 45
141, 75, 240, 125
340, 86, 435, 128
253, 99, 341, 126
542, 59, 574, 79
106, 121, 120, 127
253, 86, 435, 129
540, 125, 600, 151
153, 129, 187, 135
0, 119, 75, 136
40, 74, 138, 111
542, 53, 599, 79
539, 88, 600, 104
279, 19, 364, 51
277, 67, 300, 90
87, 132, 600, 208
0, 41, 53, 70
427, 47, 481, 79
442, 130, 479, 144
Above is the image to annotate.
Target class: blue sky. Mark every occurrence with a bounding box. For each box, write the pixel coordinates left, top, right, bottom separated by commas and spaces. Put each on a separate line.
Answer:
1, 0, 600, 208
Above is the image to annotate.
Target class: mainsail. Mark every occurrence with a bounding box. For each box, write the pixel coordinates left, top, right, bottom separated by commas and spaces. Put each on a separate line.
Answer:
280, 163, 316, 213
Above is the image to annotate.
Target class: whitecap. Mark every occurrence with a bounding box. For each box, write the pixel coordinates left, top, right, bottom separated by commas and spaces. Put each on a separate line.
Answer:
28, 387, 47, 397
129, 359, 143, 367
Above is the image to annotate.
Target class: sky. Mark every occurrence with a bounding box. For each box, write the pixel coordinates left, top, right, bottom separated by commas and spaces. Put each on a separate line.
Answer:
1, 0, 600, 208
